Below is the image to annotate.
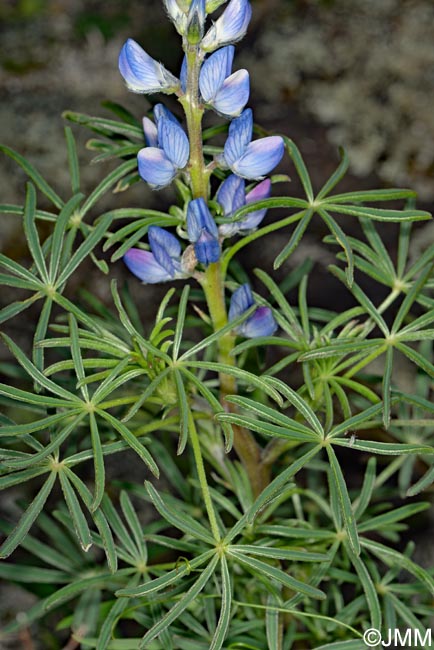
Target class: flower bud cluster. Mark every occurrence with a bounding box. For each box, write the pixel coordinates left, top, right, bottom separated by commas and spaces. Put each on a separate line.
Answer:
118, 0, 280, 337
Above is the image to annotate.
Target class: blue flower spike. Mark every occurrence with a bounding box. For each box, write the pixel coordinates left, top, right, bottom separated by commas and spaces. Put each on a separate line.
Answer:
223, 109, 284, 180
218, 174, 271, 236
229, 284, 277, 338
187, 198, 220, 266
123, 226, 185, 284
199, 46, 249, 117
202, 0, 252, 52
119, 39, 180, 95
138, 104, 189, 189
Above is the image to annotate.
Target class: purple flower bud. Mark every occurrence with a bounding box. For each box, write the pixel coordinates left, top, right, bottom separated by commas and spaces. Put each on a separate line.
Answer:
187, 198, 220, 266
202, 0, 252, 51
222, 109, 284, 180
229, 284, 277, 338
199, 46, 250, 117
218, 175, 271, 236
119, 39, 180, 95
138, 105, 189, 189
123, 226, 184, 284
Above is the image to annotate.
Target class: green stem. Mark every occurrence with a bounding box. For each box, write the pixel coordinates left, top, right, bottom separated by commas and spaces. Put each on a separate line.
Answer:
180, 41, 268, 497
188, 410, 221, 541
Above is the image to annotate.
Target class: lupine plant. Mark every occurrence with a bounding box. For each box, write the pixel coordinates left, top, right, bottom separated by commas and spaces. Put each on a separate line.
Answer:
0, 1, 433, 648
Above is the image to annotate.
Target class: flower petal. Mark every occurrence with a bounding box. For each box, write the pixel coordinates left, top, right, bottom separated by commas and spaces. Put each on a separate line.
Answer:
187, 198, 219, 242
158, 119, 190, 169
119, 39, 179, 94
228, 284, 254, 321
240, 178, 272, 229
232, 136, 284, 179
180, 55, 188, 93
199, 46, 235, 102
124, 248, 173, 283
142, 117, 158, 147
212, 69, 250, 117
217, 174, 245, 216
148, 226, 182, 275
154, 103, 181, 126
223, 108, 253, 166
202, 0, 252, 51
194, 230, 221, 266
137, 147, 177, 188
241, 306, 278, 338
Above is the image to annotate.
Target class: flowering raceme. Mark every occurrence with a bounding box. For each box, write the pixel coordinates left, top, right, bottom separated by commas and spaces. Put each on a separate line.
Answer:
217, 174, 271, 236
229, 284, 277, 338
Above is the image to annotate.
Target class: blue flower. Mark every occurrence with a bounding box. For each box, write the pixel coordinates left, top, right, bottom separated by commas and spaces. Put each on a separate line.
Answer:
138, 104, 189, 189
202, 0, 252, 51
199, 46, 249, 117
123, 226, 184, 284
229, 284, 277, 338
186, 198, 220, 266
217, 174, 271, 236
119, 39, 180, 95
221, 109, 284, 180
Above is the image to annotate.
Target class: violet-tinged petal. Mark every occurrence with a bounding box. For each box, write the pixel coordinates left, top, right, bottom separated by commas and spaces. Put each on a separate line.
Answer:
119, 39, 179, 94
158, 119, 190, 169
217, 174, 245, 216
154, 103, 181, 126
202, 0, 252, 51
241, 178, 272, 229
142, 117, 158, 147
223, 108, 253, 166
187, 198, 219, 241
148, 226, 182, 275
180, 56, 188, 93
199, 46, 235, 102
228, 284, 254, 321
187, 0, 206, 43
163, 0, 187, 34
124, 248, 173, 283
212, 69, 250, 117
194, 230, 221, 266
231, 136, 284, 179
241, 306, 278, 338
137, 147, 177, 188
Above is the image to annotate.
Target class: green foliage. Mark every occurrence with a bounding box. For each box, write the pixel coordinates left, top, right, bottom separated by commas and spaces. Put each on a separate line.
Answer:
0, 85, 433, 650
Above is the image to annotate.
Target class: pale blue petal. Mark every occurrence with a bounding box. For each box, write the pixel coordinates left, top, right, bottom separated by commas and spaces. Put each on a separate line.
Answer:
158, 119, 190, 169
240, 306, 277, 338
124, 248, 172, 283
142, 117, 158, 147
212, 69, 249, 117
154, 103, 181, 126
241, 178, 271, 229
228, 284, 254, 321
223, 108, 253, 166
137, 147, 177, 188
216, 174, 245, 216
180, 56, 188, 93
148, 226, 181, 275
199, 46, 235, 101
232, 136, 284, 179
119, 39, 177, 94
187, 198, 219, 241
194, 230, 221, 266
202, 0, 252, 50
